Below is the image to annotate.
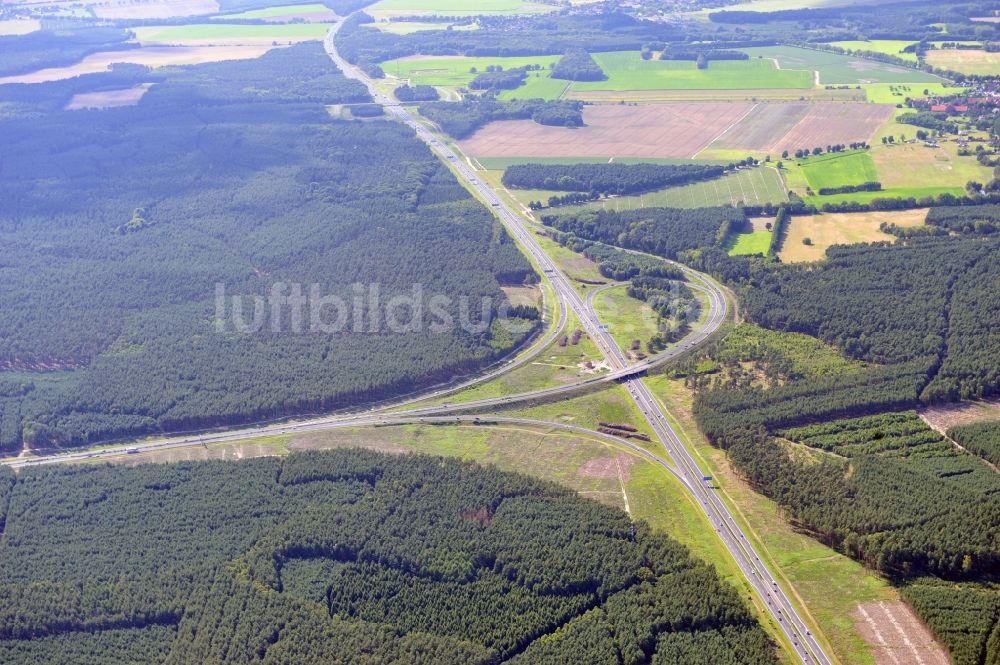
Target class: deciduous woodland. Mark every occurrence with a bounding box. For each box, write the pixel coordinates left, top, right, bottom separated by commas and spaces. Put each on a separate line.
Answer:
0, 450, 778, 665
0, 44, 536, 452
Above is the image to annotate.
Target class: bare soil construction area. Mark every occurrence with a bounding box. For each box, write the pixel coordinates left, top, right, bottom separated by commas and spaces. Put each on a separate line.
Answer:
853, 601, 950, 665
459, 102, 754, 159
0, 45, 278, 85
65, 83, 154, 110
459, 101, 894, 160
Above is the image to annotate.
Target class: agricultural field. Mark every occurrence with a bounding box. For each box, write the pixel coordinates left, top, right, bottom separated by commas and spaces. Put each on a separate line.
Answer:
367, 0, 555, 20
769, 103, 893, 154
551, 167, 788, 212
872, 141, 993, 189
574, 51, 813, 91
0, 45, 278, 85
798, 150, 879, 191
135, 23, 331, 45
212, 3, 337, 21
709, 102, 893, 155
365, 20, 479, 34
861, 82, 960, 103
778, 209, 928, 263
458, 102, 755, 159
88, 0, 218, 19
827, 40, 919, 62
925, 48, 1000, 75
742, 45, 943, 84
727, 230, 773, 256
803, 185, 964, 207
381, 53, 560, 89
565, 87, 865, 103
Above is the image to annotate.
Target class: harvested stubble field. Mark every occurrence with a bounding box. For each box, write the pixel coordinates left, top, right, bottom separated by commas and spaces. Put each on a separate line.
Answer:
458, 102, 754, 159
214, 3, 338, 22
460, 101, 893, 160
768, 103, 893, 154
564, 87, 865, 102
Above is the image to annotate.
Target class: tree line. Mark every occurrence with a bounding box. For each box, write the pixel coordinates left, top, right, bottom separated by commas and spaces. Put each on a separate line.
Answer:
502, 162, 726, 196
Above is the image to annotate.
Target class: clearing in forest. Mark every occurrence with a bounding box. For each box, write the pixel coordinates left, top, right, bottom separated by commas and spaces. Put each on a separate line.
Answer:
778, 209, 927, 263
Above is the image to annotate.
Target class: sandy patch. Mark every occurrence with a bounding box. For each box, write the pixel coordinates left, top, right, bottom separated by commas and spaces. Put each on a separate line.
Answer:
65, 83, 153, 110
853, 601, 950, 665
920, 398, 1000, 432
577, 453, 636, 481
0, 45, 279, 85
91, 0, 219, 19
458, 102, 755, 159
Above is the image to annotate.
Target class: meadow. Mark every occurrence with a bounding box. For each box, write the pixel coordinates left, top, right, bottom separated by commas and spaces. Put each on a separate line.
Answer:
778, 209, 928, 262
861, 82, 960, 103
553, 167, 788, 211
741, 46, 942, 84
380, 54, 560, 88
592, 285, 662, 354
802, 185, 964, 207
827, 40, 919, 62
798, 150, 879, 190
574, 52, 813, 91
925, 48, 1000, 75
726, 230, 772, 256
871, 141, 993, 189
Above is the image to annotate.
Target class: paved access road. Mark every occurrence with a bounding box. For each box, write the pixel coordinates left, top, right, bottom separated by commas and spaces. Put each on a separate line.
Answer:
321, 24, 831, 665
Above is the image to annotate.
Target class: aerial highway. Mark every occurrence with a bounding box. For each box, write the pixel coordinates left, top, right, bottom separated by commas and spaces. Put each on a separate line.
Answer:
2, 25, 828, 665
322, 23, 831, 665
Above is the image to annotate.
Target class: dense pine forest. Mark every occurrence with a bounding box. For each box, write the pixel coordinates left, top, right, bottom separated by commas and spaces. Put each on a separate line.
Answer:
0, 43, 536, 452
0, 450, 778, 664
541, 207, 744, 260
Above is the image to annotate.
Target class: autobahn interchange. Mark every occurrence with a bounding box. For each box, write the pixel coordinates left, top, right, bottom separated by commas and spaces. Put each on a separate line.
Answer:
322, 24, 831, 665
2, 25, 830, 665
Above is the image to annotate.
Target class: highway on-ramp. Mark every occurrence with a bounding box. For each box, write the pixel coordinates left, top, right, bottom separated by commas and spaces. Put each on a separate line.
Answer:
323, 22, 832, 665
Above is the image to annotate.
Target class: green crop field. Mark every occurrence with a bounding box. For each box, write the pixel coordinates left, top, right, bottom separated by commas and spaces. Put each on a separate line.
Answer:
498, 73, 569, 100
827, 40, 919, 62
862, 82, 962, 103
799, 150, 879, 190
803, 185, 963, 207
380, 54, 560, 89
742, 46, 942, 84
556, 167, 787, 212
573, 52, 812, 91
368, 0, 554, 17
141, 23, 331, 42
726, 231, 772, 256
212, 3, 330, 19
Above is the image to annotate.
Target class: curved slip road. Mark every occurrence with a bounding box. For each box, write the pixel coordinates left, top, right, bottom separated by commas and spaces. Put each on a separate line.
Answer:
322, 22, 831, 665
